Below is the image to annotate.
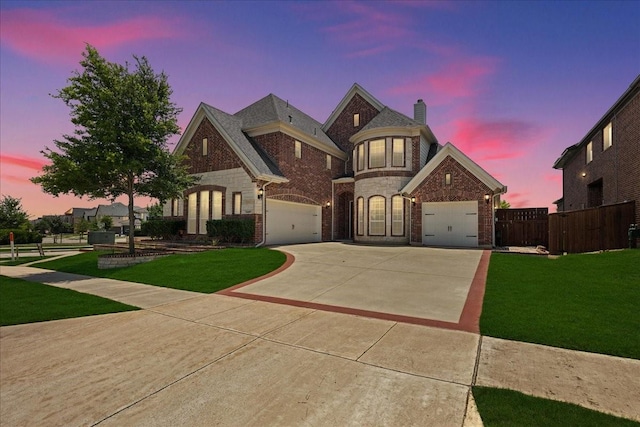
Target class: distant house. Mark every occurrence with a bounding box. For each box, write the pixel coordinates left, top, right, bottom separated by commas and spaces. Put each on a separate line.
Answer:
64, 207, 97, 226
164, 83, 506, 247
553, 74, 639, 224
95, 202, 148, 232
64, 203, 148, 232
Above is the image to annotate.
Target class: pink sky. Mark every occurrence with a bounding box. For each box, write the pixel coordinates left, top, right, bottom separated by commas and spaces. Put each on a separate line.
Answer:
1, 1, 638, 219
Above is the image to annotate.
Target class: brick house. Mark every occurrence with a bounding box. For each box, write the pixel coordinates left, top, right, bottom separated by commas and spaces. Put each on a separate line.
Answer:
553, 74, 639, 224
165, 84, 506, 247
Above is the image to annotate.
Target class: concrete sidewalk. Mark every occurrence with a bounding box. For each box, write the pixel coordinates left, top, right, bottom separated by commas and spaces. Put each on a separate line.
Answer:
0, 265, 200, 309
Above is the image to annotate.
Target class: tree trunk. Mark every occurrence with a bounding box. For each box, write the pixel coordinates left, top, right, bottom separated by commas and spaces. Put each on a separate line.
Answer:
128, 176, 136, 255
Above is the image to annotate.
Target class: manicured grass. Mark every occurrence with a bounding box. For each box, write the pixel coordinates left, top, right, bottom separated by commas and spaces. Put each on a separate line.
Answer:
0, 256, 53, 266
473, 387, 640, 427
34, 248, 287, 293
481, 250, 640, 359
0, 275, 139, 326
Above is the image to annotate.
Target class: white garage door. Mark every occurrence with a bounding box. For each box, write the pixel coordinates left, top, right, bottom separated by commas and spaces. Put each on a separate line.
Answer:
266, 200, 322, 245
422, 201, 478, 247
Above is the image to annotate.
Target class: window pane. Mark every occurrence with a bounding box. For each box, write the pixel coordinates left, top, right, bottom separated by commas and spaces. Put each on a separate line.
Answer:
369, 196, 385, 235
354, 113, 360, 127
233, 192, 242, 215
604, 123, 612, 149
172, 199, 178, 216
212, 191, 222, 220
586, 141, 593, 163
369, 139, 385, 168
326, 154, 331, 170
357, 197, 364, 235
199, 191, 209, 234
392, 138, 404, 166
202, 138, 208, 156
357, 144, 364, 171
391, 196, 404, 236
187, 193, 197, 234
295, 140, 301, 158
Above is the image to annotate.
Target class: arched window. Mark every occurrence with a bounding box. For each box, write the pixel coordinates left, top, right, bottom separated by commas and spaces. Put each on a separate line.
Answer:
357, 197, 364, 235
391, 195, 404, 236
368, 196, 385, 236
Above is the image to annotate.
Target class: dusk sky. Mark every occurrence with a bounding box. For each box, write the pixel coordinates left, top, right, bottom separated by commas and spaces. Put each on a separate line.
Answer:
1, 0, 638, 219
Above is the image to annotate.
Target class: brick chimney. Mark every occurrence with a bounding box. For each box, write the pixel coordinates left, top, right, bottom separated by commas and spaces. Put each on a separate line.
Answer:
414, 99, 426, 124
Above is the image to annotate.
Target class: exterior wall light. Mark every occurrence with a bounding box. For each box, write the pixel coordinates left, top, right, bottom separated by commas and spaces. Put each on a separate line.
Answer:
581, 172, 587, 177
411, 196, 416, 206
257, 188, 264, 199
326, 201, 331, 208
484, 194, 491, 204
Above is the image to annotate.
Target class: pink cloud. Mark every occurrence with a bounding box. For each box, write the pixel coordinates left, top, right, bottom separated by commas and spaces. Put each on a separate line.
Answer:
0, 9, 185, 64
1, 174, 28, 184
0, 153, 48, 171
389, 56, 498, 102
449, 117, 538, 162
503, 192, 530, 208
544, 172, 562, 184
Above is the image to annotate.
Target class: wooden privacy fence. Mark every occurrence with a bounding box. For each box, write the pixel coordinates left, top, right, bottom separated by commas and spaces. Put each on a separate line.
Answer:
548, 201, 636, 254
495, 208, 549, 247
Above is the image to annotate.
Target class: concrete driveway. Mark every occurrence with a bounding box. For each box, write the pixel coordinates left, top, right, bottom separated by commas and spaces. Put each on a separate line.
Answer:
222, 243, 489, 332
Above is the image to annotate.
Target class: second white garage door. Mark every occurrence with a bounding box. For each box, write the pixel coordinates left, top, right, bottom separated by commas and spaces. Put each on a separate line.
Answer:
422, 201, 478, 247
266, 200, 322, 245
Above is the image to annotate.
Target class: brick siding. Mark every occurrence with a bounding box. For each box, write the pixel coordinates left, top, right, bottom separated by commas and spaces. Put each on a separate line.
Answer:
410, 155, 494, 246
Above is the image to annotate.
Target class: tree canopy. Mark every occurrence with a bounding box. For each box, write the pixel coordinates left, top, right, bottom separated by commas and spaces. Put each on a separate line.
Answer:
0, 195, 30, 229
32, 45, 197, 253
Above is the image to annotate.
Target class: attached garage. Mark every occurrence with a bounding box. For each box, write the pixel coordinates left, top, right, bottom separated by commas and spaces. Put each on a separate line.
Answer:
265, 200, 322, 245
422, 201, 478, 247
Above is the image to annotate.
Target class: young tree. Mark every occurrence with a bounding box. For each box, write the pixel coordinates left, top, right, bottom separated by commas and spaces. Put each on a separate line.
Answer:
0, 195, 30, 229
99, 215, 113, 231
32, 45, 197, 254
74, 218, 90, 242
499, 200, 511, 209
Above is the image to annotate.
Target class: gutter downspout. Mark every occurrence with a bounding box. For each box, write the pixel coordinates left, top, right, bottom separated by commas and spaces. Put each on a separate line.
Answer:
255, 181, 273, 247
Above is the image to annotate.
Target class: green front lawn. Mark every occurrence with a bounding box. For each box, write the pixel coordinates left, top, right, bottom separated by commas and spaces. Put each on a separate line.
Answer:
473, 387, 640, 427
0, 275, 138, 326
33, 248, 287, 293
481, 250, 640, 359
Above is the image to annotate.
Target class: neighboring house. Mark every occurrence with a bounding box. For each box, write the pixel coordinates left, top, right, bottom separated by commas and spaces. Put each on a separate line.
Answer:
165, 83, 506, 247
95, 202, 148, 232
553, 74, 639, 224
64, 207, 97, 226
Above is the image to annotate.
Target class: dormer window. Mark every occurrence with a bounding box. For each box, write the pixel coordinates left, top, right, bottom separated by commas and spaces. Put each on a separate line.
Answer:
353, 113, 360, 127
202, 138, 208, 156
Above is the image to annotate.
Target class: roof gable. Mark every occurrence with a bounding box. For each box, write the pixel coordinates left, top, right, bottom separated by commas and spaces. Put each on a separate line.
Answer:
323, 83, 385, 131
402, 142, 506, 194
173, 103, 287, 182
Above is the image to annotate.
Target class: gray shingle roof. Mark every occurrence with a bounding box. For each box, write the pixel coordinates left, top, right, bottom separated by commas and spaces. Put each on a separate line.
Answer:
235, 94, 342, 153
360, 107, 423, 131
201, 103, 284, 178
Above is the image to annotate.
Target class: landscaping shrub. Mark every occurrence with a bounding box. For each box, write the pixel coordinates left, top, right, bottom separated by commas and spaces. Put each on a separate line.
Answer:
0, 229, 43, 244
140, 219, 186, 240
207, 219, 254, 243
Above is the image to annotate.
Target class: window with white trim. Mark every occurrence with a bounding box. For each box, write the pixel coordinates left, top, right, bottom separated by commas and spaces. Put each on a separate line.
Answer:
586, 141, 593, 164
295, 140, 301, 158
603, 122, 612, 150
326, 154, 331, 170
391, 195, 404, 236
202, 138, 208, 156
368, 196, 385, 236
233, 192, 242, 215
357, 144, 364, 171
354, 113, 360, 127
392, 138, 405, 167
369, 139, 385, 168
445, 173, 452, 186
357, 197, 364, 235
212, 191, 222, 220
187, 193, 197, 234
199, 191, 209, 234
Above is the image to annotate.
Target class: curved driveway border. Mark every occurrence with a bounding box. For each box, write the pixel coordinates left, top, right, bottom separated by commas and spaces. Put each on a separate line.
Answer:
219, 245, 491, 333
